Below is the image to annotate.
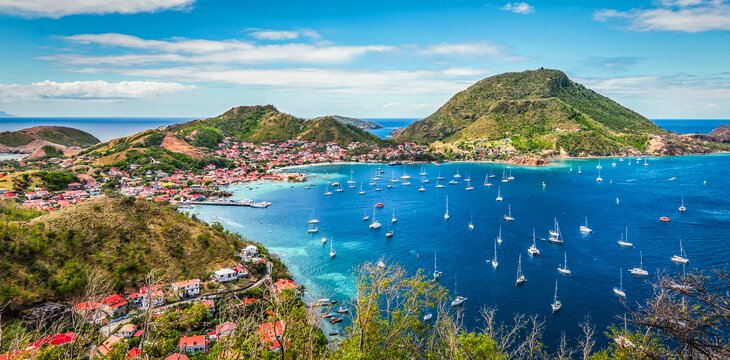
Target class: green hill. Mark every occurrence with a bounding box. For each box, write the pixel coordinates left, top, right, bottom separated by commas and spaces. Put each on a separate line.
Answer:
313, 115, 383, 130
0, 126, 100, 148
397, 69, 664, 156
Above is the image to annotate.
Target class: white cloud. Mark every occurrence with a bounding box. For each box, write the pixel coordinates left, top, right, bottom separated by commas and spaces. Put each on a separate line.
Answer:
500, 2, 535, 14
0, 0, 194, 18
247, 29, 321, 41
419, 42, 522, 61
594, 0, 730, 32
0, 80, 194, 101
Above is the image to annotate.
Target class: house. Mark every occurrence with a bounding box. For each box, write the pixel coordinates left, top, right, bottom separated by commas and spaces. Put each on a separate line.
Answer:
26, 332, 77, 350
118, 324, 138, 339
199, 299, 215, 314
273, 279, 298, 293
212, 268, 237, 283
171, 279, 201, 298
179, 335, 207, 354
93, 335, 123, 358
67, 182, 83, 190
259, 321, 286, 351
164, 354, 188, 360
213, 322, 236, 340
243, 245, 258, 257
126, 347, 141, 359
101, 294, 128, 318
73, 301, 107, 323
232, 266, 248, 279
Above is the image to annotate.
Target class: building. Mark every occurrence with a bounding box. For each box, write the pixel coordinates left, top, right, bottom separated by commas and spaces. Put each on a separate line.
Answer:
93, 335, 123, 358
164, 354, 188, 360
101, 294, 128, 318
118, 324, 138, 339
171, 279, 201, 298
212, 268, 237, 283
258, 321, 286, 352
212, 322, 236, 340
273, 279, 298, 293
179, 335, 208, 354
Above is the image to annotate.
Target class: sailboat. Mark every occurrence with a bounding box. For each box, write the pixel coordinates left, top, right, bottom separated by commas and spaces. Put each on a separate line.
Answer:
418, 184, 426, 192
324, 183, 333, 196
500, 171, 509, 183
616, 196, 620, 205
551, 280, 562, 313
496, 225, 503, 244
515, 254, 526, 286
643, 158, 648, 167
321, 233, 327, 244
400, 166, 411, 180
503, 204, 514, 221
464, 172, 472, 182
454, 168, 462, 179
468, 212, 475, 230
596, 168, 603, 183
329, 237, 336, 258
528, 228, 540, 256
613, 268, 626, 298
628, 251, 649, 276
678, 196, 686, 213
597, 160, 602, 170
465, 178, 474, 191
390, 170, 399, 183
362, 208, 370, 221
433, 252, 442, 280
612, 158, 617, 167
385, 227, 394, 238
578, 165, 582, 175
671, 239, 689, 264
483, 174, 493, 187
557, 252, 571, 275
347, 170, 356, 185
391, 208, 397, 223
435, 180, 445, 188
549, 218, 559, 237
308, 208, 320, 224
507, 169, 515, 181
436, 170, 444, 181
359, 182, 365, 195
419, 166, 427, 176
548, 220, 564, 245
495, 186, 503, 202
369, 207, 381, 229
443, 196, 450, 221
491, 238, 498, 269
308, 223, 318, 233
488, 168, 496, 178
617, 226, 633, 247
450, 275, 467, 307
579, 216, 593, 234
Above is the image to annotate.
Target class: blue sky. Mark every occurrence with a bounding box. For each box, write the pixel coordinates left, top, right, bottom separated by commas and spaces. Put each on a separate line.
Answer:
0, 0, 728, 119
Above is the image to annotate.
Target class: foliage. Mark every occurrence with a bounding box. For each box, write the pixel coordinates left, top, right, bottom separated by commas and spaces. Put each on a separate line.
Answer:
36, 170, 78, 191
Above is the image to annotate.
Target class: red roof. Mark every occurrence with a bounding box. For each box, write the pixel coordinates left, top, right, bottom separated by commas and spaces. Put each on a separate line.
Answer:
273, 279, 298, 292
179, 335, 207, 349
102, 294, 128, 309
126, 347, 141, 359
258, 321, 285, 351
165, 354, 188, 360
132, 330, 144, 338
27, 332, 77, 348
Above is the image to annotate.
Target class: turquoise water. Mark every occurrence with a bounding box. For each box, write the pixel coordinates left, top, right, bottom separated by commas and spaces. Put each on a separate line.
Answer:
654, 119, 728, 134
191, 155, 730, 349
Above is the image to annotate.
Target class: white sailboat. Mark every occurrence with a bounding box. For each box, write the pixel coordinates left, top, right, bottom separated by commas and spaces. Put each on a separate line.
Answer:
578, 165, 582, 175
418, 184, 426, 192
385, 227, 394, 238
491, 238, 498, 269
671, 239, 689, 264
436, 170, 444, 181
468, 212, 474, 230
495, 186, 503, 202
308, 208, 320, 224
454, 168, 462, 179
612, 158, 617, 167
347, 170, 356, 185
433, 252, 442, 280
400, 166, 411, 180
616, 196, 620, 205
549, 217, 559, 237
551, 280, 562, 313
557, 252, 571, 275
628, 251, 649, 276
507, 169, 514, 181
390, 170, 399, 183
443, 196, 450, 221
321, 233, 327, 244
359, 182, 365, 195
324, 183, 333, 196
579, 216, 593, 234
613, 268, 626, 298
465, 178, 474, 191
678, 196, 686, 213
369, 207, 381, 229
597, 160, 603, 170
362, 208, 370, 221
329, 237, 336, 258
528, 228, 540, 256
450, 275, 467, 307
308, 223, 318, 233
617, 226, 633, 247
483, 174, 493, 187
503, 204, 514, 221
391, 208, 397, 223
548, 220, 564, 245
516, 254, 526, 286
643, 158, 648, 167
500, 171, 509, 183
419, 166, 427, 176
488, 168, 496, 178
596, 168, 603, 183
496, 225, 503, 245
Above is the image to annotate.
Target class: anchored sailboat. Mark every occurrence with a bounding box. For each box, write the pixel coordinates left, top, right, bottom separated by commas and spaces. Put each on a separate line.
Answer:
613, 268, 626, 298
503, 204, 514, 221
491, 238, 498, 269
433, 252, 442, 280
444, 196, 450, 221
617, 226, 633, 247
548, 219, 564, 245
579, 216, 593, 234
628, 251, 648, 276
551, 280, 562, 313
369, 206, 381, 229
671, 239, 689, 264
496, 225, 503, 245
557, 252, 571, 275
516, 254, 526, 286
496, 186, 503, 202
450, 275, 467, 307
679, 196, 686, 213
329, 237, 336, 258
308, 208, 320, 224
528, 228, 540, 257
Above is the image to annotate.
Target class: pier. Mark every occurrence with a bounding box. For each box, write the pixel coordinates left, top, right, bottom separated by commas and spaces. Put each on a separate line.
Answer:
187, 199, 272, 208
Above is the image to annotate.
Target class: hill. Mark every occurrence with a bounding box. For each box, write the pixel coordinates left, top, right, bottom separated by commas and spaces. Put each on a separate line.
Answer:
171, 105, 383, 147
0, 110, 15, 118
709, 124, 730, 143
0, 196, 246, 312
397, 69, 664, 156
312, 115, 383, 130
0, 126, 100, 158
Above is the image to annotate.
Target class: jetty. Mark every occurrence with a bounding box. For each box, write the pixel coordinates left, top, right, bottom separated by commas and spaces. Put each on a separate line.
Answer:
187, 199, 272, 208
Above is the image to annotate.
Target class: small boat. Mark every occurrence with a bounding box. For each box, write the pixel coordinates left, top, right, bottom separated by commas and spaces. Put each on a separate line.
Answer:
435, 180, 445, 188
464, 172, 472, 182
375, 203, 384, 208
436, 170, 444, 181
448, 179, 458, 185
328, 332, 339, 336
369, 209, 382, 229
433, 252, 442, 280
542, 181, 547, 189
391, 209, 397, 223
484, 174, 493, 187
347, 170, 356, 184
331, 182, 340, 187
516, 254, 526, 286
443, 196, 450, 221
500, 171, 509, 183
423, 313, 433, 321
323, 312, 333, 319
359, 183, 365, 195
450, 275, 467, 307
528, 228, 540, 256
548, 220, 564, 245
377, 260, 386, 268
643, 158, 648, 167
418, 185, 426, 192
503, 204, 514, 221
308, 208, 320, 224
597, 161, 603, 170
612, 159, 617, 167
385, 228, 394, 238
329, 237, 336, 258
386, 183, 393, 188
671, 239, 689, 264
549, 218, 560, 237
375, 186, 382, 191
421, 178, 430, 183
453, 168, 462, 179
400, 166, 411, 180
402, 181, 412, 186
329, 317, 343, 324
308, 224, 319, 233
678, 197, 686, 213
335, 187, 344, 193
579, 217, 593, 234
495, 186, 503, 202
468, 212, 475, 231
496, 225, 503, 245
613, 268, 626, 298
390, 171, 399, 183
465, 178, 474, 191
659, 216, 671, 223
557, 252, 571, 275
551, 280, 562, 313
324, 183, 333, 196
617, 226, 633, 247
507, 169, 515, 181
362, 208, 370, 221
628, 251, 648, 276
491, 238, 498, 269
488, 169, 496, 178
419, 166, 427, 176
336, 307, 349, 314
596, 169, 603, 183
616, 196, 620, 205
321, 232, 327, 244
578, 166, 582, 175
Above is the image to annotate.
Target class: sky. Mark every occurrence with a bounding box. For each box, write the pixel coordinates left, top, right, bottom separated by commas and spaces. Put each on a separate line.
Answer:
0, 0, 728, 119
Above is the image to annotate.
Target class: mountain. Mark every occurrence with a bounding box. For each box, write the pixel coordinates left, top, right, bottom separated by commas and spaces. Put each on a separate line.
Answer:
397, 69, 664, 156
0, 110, 15, 118
709, 124, 730, 143
0, 196, 246, 312
0, 126, 100, 158
312, 115, 383, 130
171, 105, 383, 147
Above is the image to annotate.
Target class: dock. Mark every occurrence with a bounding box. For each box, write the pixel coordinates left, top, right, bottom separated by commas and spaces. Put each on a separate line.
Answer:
188, 199, 271, 208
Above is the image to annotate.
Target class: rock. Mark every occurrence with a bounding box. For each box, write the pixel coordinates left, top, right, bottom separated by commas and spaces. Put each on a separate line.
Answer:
709, 124, 730, 143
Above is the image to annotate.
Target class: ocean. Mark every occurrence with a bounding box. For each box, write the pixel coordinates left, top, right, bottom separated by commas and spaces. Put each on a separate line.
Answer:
189, 155, 730, 350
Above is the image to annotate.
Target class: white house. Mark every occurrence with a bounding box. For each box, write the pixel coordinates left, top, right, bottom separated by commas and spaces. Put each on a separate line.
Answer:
213, 268, 237, 283
171, 279, 201, 298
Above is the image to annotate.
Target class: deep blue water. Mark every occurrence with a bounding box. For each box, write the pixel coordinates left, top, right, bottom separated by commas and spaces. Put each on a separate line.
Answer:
191, 155, 730, 349
0, 118, 193, 141
364, 118, 417, 138
654, 119, 728, 134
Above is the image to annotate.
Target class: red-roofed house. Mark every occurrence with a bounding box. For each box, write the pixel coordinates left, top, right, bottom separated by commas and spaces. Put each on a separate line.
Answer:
101, 294, 128, 318
171, 279, 200, 298
119, 324, 138, 339
164, 354, 188, 360
273, 279, 298, 293
199, 299, 215, 314
93, 335, 123, 358
213, 322, 236, 340
179, 335, 208, 354
26, 332, 77, 350
126, 347, 141, 359
258, 321, 286, 352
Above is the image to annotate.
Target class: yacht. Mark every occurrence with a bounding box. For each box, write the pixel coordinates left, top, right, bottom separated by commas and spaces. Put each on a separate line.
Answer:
678, 196, 686, 213
369, 207, 382, 230
612, 159, 617, 167
671, 239, 689, 264
557, 252, 571, 275
495, 186, 503, 202
464, 173, 472, 182
433, 252, 442, 280
596, 169, 603, 183
391, 209, 397, 223
390, 171, 399, 183
488, 169, 496, 178
329, 237, 336, 258
324, 183, 333, 196
496, 225, 503, 245
308, 208, 320, 224
503, 204, 514, 221
435, 180, 445, 188
491, 238, 499, 269
359, 183, 365, 195
347, 170, 356, 185
468, 212, 475, 230
613, 268, 626, 298
436, 170, 444, 181
628, 251, 649, 276
516, 254, 526, 286
643, 158, 649, 167
548, 220, 564, 245
453, 168, 462, 179
418, 185, 426, 192
448, 179, 458, 185
443, 196, 450, 221
419, 166, 427, 176
549, 218, 559, 237
483, 174, 493, 187
400, 166, 411, 180
362, 208, 370, 221
578, 166, 582, 175
450, 276, 467, 307
321, 233, 327, 244
334, 186, 344, 193
528, 228, 540, 256
597, 160, 603, 170
375, 186, 382, 191
423, 313, 433, 321
617, 227, 633, 247
579, 216, 593, 234
551, 280, 562, 313
465, 178, 474, 191
507, 169, 515, 181
500, 171, 509, 183
385, 228, 394, 238
308, 224, 318, 233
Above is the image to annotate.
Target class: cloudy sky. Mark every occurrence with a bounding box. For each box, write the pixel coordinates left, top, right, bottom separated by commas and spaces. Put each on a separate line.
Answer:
0, 0, 728, 118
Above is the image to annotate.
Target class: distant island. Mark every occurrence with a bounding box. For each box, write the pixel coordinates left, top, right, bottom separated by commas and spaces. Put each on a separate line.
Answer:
0, 125, 100, 158
311, 115, 383, 130
0, 110, 15, 118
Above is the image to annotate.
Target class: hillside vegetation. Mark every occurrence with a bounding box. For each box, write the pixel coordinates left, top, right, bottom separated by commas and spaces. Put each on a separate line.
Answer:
0, 196, 244, 312
397, 69, 664, 156
0, 126, 99, 148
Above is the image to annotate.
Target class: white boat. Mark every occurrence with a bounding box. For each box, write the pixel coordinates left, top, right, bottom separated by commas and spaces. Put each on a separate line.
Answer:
617, 226, 633, 247
613, 268, 626, 298
671, 239, 689, 264
464, 173, 472, 182
491, 238, 498, 269
643, 158, 648, 167
515, 254, 526, 286
418, 185, 426, 192
507, 169, 514, 181
335, 187, 344, 193
386, 183, 392, 188
579, 216, 593, 234
679, 196, 686, 213
450, 275, 467, 307
324, 183, 333, 196
528, 228, 540, 256
616, 196, 620, 205
500, 171, 509, 183
329, 237, 336, 258
436, 170, 444, 181
557, 252, 571, 275
400, 166, 411, 180
542, 181, 547, 189
468, 212, 474, 230
362, 208, 370, 221
419, 166, 427, 176
465, 178, 474, 191
390, 171, 399, 183
308, 224, 318, 233
433, 252, 442, 280
488, 169, 496, 178
612, 159, 617, 167
495, 186, 503, 202
308, 208, 320, 224
423, 313, 433, 321
375, 186, 382, 191
597, 160, 603, 170
483, 174, 493, 187
421, 177, 430, 183
359, 183, 365, 195
628, 251, 649, 276
549, 218, 559, 237
402, 181, 412, 186
548, 220, 564, 245
391, 208, 397, 223
443, 196, 450, 221
496, 225, 503, 245
321, 233, 327, 244
453, 168, 462, 179
551, 280, 562, 313
503, 204, 514, 221
448, 179, 458, 185
578, 166, 582, 175
385, 228, 394, 238
369, 207, 381, 230
435, 180, 445, 188
347, 170, 356, 184
569, 164, 573, 172
596, 168, 603, 183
